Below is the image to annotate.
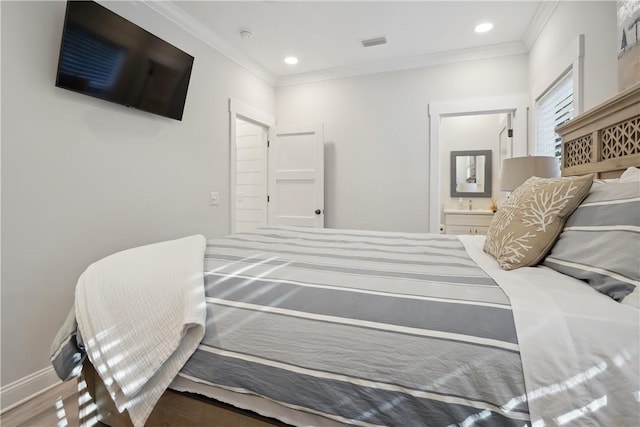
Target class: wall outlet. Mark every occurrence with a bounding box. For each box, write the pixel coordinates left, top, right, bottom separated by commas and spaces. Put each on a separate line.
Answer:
209, 192, 220, 206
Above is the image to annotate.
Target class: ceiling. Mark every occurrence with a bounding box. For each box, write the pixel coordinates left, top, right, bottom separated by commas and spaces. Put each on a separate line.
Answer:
147, 1, 556, 86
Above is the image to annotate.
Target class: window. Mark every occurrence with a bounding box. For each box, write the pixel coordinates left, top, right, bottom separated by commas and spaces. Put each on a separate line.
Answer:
535, 72, 574, 164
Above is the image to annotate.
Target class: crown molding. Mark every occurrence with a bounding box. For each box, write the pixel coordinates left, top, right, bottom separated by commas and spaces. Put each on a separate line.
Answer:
522, 0, 559, 50
140, 0, 276, 85
141, 1, 543, 88
276, 41, 527, 87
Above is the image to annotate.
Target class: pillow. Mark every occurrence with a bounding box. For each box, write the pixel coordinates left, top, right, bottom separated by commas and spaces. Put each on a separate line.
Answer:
619, 166, 640, 183
589, 167, 638, 187
621, 285, 639, 309
483, 174, 593, 270
593, 178, 619, 184
544, 181, 639, 301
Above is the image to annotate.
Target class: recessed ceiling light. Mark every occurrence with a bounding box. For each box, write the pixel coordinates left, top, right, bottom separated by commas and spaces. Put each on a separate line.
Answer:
475, 22, 494, 33
284, 56, 299, 65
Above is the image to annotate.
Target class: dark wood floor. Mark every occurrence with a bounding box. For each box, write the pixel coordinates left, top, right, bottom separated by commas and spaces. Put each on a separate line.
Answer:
0, 378, 283, 427
3, 360, 294, 427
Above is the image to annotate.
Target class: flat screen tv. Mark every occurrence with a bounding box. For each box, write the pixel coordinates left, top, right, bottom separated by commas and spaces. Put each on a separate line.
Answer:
56, 1, 194, 121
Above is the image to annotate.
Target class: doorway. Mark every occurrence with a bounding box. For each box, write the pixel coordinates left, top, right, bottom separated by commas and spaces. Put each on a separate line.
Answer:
428, 94, 529, 233
229, 98, 275, 234
234, 117, 269, 233
439, 112, 514, 221
228, 99, 325, 233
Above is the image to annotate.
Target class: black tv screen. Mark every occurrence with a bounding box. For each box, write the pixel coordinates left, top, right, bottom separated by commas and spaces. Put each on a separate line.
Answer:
56, 1, 194, 121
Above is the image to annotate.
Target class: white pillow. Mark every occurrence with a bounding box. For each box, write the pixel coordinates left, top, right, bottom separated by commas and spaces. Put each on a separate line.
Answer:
593, 178, 619, 184
591, 167, 638, 187
619, 167, 640, 183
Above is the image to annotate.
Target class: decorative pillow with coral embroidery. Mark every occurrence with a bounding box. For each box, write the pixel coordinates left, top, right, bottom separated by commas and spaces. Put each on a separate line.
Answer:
483, 174, 593, 270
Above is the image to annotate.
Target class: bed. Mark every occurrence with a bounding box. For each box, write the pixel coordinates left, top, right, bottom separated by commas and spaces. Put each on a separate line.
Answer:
51, 83, 639, 427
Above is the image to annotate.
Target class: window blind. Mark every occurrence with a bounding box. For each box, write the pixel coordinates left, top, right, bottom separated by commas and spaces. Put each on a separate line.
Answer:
535, 72, 574, 162
59, 27, 125, 94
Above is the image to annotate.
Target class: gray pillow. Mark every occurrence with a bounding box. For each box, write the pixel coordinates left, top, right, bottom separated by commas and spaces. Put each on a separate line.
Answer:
544, 181, 640, 301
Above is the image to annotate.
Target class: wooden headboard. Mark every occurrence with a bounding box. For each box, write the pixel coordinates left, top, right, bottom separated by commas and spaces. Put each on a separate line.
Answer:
557, 83, 640, 178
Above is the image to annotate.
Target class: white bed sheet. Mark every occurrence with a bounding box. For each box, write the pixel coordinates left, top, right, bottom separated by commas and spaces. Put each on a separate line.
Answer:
460, 235, 640, 427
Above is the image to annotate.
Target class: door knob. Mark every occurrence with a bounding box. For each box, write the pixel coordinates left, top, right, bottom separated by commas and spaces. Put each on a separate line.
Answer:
315, 209, 321, 215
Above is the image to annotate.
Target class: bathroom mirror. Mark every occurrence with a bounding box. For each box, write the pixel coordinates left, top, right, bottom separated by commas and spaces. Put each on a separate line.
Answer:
450, 150, 492, 198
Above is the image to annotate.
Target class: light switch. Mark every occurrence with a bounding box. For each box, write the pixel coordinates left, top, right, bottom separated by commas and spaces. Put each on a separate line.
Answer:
210, 192, 220, 206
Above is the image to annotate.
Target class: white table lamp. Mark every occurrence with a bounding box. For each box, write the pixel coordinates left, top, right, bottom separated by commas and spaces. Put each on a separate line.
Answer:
500, 156, 560, 191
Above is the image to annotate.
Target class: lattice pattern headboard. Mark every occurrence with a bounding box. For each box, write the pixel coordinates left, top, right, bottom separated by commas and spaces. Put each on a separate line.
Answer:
558, 83, 640, 178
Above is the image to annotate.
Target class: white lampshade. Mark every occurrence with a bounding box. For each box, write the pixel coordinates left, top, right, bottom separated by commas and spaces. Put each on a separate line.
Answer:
500, 156, 560, 191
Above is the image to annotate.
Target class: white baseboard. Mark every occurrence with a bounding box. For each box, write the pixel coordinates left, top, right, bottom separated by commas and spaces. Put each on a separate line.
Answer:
0, 366, 61, 414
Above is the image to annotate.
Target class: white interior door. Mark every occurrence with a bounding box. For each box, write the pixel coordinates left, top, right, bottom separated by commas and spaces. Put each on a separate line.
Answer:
268, 124, 324, 228
235, 118, 268, 232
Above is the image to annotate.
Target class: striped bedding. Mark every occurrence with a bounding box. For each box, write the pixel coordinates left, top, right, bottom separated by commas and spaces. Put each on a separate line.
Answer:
177, 227, 529, 426
544, 181, 640, 301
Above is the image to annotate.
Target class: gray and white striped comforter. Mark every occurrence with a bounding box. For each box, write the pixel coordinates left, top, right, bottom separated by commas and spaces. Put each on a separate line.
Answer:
178, 227, 529, 426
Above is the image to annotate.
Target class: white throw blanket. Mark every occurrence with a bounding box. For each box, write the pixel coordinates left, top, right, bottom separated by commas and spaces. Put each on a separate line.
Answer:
75, 235, 206, 427
460, 235, 640, 427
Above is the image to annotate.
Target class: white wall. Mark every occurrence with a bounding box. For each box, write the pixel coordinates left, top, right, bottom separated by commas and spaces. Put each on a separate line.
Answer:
1, 0, 274, 388
276, 54, 529, 233
529, 1, 618, 125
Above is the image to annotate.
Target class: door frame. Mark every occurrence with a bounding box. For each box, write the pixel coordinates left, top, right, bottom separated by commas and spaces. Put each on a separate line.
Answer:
428, 94, 529, 233
498, 112, 513, 172
228, 98, 275, 234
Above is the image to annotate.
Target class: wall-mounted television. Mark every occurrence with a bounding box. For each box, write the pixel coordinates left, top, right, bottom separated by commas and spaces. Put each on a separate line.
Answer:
55, 1, 194, 121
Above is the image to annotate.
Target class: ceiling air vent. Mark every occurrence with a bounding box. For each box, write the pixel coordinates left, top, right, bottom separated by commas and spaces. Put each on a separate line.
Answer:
361, 36, 387, 48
